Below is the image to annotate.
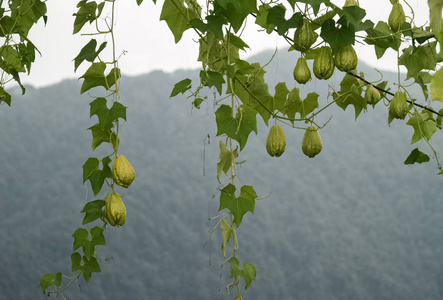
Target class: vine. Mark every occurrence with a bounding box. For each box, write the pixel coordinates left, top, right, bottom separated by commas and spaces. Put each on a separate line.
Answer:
0, 0, 438, 299
38, 0, 136, 297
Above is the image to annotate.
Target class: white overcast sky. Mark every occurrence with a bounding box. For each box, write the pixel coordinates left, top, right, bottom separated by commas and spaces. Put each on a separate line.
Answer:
21, 0, 430, 88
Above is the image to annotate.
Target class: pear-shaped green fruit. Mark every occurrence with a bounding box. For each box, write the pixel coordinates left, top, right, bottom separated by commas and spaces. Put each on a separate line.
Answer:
105, 192, 126, 227
293, 57, 311, 84
266, 125, 286, 157
302, 126, 322, 158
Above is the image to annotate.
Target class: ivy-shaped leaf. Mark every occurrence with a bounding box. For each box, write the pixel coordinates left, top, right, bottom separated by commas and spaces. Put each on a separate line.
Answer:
219, 184, 256, 227
72, 226, 106, 260
399, 42, 438, 80
170, 78, 192, 97
320, 18, 355, 50
365, 21, 401, 58
81, 200, 106, 224
82, 157, 112, 195
215, 104, 257, 150
334, 73, 367, 119
430, 67, 443, 102
406, 111, 437, 144
74, 39, 107, 72
200, 70, 225, 95
82, 255, 101, 283
228, 257, 257, 290
213, 0, 257, 32
266, 5, 302, 35
273, 82, 289, 113
282, 88, 319, 120
90, 97, 127, 130
289, 0, 330, 16
160, 0, 200, 43
79, 62, 120, 94
217, 141, 238, 183
39, 272, 62, 295
255, 4, 275, 34
220, 218, 234, 257
404, 148, 430, 165
73, 0, 105, 34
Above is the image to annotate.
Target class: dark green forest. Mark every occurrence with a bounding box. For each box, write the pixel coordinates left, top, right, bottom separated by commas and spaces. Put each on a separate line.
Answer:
1, 49, 442, 299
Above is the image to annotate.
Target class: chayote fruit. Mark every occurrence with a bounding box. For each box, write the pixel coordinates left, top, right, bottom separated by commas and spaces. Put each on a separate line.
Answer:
112, 155, 135, 188
334, 44, 358, 72
344, 0, 359, 6
302, 126, 322, 158
313, 46, 335, 80
388, 2, 406, 32
293, 57, 311, 84
293, 19, 318, 52
389, 91, 409, 119
105, 192, 126, 227
365, 84, 381, 105
266, 125, 286, 157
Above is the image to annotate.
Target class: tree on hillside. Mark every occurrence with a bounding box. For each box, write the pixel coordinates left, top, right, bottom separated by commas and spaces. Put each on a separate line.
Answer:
0, 0, 442, 299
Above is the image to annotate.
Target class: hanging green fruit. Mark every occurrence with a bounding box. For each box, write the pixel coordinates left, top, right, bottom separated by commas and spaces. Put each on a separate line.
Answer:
105, 192, 126, 227
313, 46, 335, 80
293, 57, 311, 84
365, 84, 381, 105
389, 91, 409, 119
388, 1, 406, 32
334, 44, 358, 72
112, 155, 135, 188
302, 126, 322, 158
266, 125, 286, 157
293, 18, 318, 52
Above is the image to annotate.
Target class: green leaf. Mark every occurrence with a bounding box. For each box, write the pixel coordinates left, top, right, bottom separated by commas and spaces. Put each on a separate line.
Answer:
39, 272, 62, 295
0, 87, 12, 106
200, 70, 225, 95
216, 141, 238, 183
292, 0, 330, 16
266, 5, 302, 35
340, 6, 373, 32
82, 255, 101, 283
242, 262, 257, 290
406, 111, 437, 144
72, 227, 106, 260
73, 1, 103, 34
215, 105, 257, 150
255, 4, 275, 33
72, 228, 92, 257
0, 45, 26, 73
160, 0, 200, 43
273, 82, 290, 113
365, 21, 401, 58
320, 18, 355, 50
219, 184, 256, 227
431, 67, 443, 102
282, 88, 319, 120
82, 157, 112, 195
428, 0, 443, 44
90, 97, 127, 130
399, 42, 438, 79
137, 0, 144, 5
82, 157, 100, 184
81, 200, 106, 224
71, 252, 82, 272
79, 62, 120, 94
220, 218, 234, 257
88, 124, 112, 151
213, 0, 257, 32
74, 39, 107, 72
228, 257, 257, 290
404, 148, 430, 165
170, 78, 192, 97
334, 73, 367, 119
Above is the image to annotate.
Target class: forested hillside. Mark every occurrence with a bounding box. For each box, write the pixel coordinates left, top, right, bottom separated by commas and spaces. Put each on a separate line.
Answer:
0, 49, 442, 300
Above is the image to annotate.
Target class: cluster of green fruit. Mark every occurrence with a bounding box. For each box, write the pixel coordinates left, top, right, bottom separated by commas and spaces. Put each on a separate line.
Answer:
105, 155, 135, 227
266, 124, 322, 159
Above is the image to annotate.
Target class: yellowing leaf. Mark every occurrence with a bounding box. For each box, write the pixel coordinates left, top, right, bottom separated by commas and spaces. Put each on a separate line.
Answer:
431, 67, 443, 101
220, 218, 233, 257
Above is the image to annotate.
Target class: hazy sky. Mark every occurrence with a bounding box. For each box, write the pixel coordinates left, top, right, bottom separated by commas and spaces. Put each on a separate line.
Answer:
21, 0, 430, 88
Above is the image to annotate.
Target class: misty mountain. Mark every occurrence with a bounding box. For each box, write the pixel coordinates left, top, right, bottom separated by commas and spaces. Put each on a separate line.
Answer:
1, 48, 443, 300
